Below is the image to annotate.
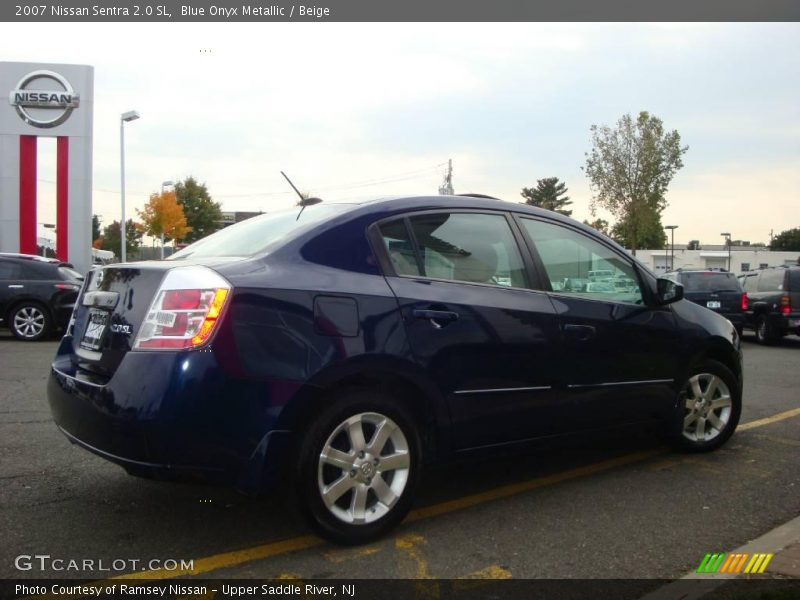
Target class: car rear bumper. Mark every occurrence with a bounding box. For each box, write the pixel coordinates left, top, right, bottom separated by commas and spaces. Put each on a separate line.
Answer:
47, 337, 295, 490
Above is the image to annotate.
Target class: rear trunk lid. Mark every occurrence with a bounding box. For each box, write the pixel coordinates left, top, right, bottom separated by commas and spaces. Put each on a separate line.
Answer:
70, 263, 172, 379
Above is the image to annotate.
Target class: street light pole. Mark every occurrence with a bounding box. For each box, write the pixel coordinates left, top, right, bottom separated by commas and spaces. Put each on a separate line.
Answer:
119, 110, 140, 263
160, 180, 174, 260
665, 225, 678, 271
720, 232, 731, 271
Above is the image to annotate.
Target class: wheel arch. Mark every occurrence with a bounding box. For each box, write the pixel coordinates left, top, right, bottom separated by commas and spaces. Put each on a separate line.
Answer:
277, 355, 450, 460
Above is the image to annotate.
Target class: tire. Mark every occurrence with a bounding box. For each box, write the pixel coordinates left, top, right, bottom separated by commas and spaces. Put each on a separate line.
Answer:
8, 302, 52, 341
671, 359, 741, 453
755, 315, 778, 345
292, 389, 422, 545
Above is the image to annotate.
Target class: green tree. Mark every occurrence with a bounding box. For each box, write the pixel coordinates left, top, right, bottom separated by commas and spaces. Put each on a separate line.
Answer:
100, 219, 143, 258
610, 208, 667, 250
583, 111, 688, 254
92, 214, 102, 242
174, 177, 223, 243
520, 177, 572, 216
770, 227, 800, 251
583, 218, 610, 236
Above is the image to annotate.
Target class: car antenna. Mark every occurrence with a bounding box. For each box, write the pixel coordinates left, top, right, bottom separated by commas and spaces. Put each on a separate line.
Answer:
281, 171, 323, 220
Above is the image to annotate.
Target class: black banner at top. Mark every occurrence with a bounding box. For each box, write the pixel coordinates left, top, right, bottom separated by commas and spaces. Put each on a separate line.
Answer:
3, 0, 800, 22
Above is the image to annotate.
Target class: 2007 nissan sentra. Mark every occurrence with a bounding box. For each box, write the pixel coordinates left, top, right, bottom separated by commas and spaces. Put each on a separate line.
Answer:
48, 195, 743, 544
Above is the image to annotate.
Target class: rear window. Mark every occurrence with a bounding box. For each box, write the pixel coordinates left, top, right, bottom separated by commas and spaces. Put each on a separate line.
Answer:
169, 204, 351, 260
58, 266, 84, 281
757, 269, 785, 292
680, 272, 741, 292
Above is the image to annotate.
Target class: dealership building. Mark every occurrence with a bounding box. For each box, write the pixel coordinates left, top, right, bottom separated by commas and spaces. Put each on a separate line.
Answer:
636, 245, 799, 276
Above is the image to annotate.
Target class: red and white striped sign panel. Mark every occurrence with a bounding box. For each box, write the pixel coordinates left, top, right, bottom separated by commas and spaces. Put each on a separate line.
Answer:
0, 62, 94, 274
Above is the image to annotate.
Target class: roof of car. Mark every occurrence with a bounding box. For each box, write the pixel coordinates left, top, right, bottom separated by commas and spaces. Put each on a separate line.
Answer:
0, 253, 62, 264
346, 194, 582, 225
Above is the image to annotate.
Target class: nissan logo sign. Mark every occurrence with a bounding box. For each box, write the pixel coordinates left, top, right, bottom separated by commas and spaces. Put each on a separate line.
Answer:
9, 70, 80, 128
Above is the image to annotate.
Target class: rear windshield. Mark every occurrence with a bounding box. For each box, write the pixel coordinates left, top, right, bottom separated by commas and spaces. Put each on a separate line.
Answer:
169, 204, 351, 260
680, 272, 741, 292
58, 266, 84, 281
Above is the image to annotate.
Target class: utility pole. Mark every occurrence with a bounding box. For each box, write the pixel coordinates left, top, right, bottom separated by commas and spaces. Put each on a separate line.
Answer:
438, 159, 454, 195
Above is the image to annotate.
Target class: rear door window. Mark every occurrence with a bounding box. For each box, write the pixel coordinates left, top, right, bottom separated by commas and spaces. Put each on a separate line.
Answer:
377, 219, 421, 277
383, 212, 529, 288
0, 261, 21, 279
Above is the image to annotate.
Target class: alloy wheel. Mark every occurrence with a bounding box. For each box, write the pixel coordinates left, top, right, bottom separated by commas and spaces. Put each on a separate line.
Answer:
317, 412, 411, 525
682, 373, 733, 443
13, 306, 46, 339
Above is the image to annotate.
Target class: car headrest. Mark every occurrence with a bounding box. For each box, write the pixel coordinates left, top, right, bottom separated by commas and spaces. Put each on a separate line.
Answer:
453, 241, 498, 284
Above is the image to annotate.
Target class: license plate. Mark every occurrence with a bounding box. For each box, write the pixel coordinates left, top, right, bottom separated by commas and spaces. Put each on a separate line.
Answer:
706, 301, 721, 309
80, 309, 109, 351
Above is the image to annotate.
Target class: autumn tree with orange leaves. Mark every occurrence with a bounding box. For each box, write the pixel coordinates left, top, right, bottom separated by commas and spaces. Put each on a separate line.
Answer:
137, 190, 192, 259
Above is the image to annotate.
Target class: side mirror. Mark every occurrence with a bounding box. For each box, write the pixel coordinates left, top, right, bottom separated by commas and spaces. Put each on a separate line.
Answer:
656, 278, 684, 305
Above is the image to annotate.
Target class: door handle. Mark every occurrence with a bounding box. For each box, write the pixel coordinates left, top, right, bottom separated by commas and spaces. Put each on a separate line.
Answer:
8, 284, 23, 289
412, 309, 459, 328
563, 323, 596, 341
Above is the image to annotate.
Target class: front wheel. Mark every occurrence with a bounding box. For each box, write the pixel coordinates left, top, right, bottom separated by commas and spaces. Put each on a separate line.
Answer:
671, 360, 741, 453
293, 390, 421, 545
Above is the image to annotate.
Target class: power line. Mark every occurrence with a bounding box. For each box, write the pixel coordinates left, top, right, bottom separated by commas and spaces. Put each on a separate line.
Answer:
36, 162, 449, 200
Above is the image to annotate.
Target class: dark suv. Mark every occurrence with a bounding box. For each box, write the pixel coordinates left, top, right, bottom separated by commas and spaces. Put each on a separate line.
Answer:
739, 266, 800, 344
664, 269, 746, 335
0, 253, 83, 341
47, 196, 743, 544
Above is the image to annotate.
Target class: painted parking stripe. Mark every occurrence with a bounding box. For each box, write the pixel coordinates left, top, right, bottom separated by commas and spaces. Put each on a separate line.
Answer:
106, 407, 800, 581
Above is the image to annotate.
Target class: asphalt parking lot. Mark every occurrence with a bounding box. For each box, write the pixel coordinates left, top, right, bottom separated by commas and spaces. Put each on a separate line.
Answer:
1, 331, 798, 581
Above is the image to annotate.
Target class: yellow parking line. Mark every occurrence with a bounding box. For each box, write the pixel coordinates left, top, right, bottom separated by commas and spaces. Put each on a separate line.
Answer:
103, 407, 800, 581
112, 535, 322, 580
405, 448, 662, 523
738, 407, 800, 431
458, 564, 513, 579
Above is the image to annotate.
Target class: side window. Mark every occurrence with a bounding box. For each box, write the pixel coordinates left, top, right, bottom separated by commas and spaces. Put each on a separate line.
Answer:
0, 261, 20, 279
18, 263, 47, 280
378, 219, 421, 277
405, 212, 529, 288
521, 218, 643, 305
757, 270, 784, 292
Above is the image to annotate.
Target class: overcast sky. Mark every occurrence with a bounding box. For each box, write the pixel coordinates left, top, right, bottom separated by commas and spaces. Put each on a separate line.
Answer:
2, 22, 798, 245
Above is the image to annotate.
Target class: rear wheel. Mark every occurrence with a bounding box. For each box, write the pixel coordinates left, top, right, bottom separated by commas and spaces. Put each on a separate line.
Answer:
755, 315, 778, 345
672, 360, 741, 453
9, 303, 52, 341
293, 389, 421, 545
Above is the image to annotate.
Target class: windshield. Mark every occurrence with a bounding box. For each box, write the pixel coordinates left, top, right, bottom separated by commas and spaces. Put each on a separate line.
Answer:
169, 204, 351, 260
681, 272, 741, 292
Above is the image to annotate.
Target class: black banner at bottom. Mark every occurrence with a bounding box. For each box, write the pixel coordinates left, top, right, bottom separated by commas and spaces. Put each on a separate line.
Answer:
3, 579, 800, 600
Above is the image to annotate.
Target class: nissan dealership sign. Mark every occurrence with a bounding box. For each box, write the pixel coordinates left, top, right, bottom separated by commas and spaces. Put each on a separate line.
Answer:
0, 61, 94, 273
9, 70, 81, 128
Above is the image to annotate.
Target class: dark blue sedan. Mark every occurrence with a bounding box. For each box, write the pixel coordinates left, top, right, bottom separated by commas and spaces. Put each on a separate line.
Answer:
47, 195, 743, 544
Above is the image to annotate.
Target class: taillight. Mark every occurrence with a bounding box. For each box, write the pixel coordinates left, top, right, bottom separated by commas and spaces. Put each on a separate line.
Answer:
133, 266, 231, 350
780, 295, 791, 315
741, 293, 748, 311
54, 282, 81, 291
